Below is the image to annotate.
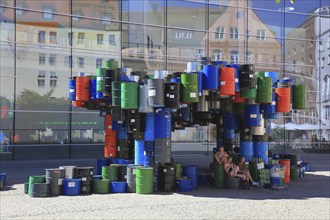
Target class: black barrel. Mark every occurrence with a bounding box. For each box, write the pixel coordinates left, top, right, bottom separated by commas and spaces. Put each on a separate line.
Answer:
165, 82, 181, 109
104, 69, 118, 97
111, 106, 124, 121
118, 165, 128, 181
75, 167, 93, 194
117, 139, 131, 160
29, 183, 50, 197
208, 91, 221, 110
154, 138, 171, 164
220, 98, 233, 112
240, 121, 252, 141
158, 164, 176, 192
239, 64, 255, 88
148, 79, 165, 107
128, 110, 145, 132
45, 168, 65, 196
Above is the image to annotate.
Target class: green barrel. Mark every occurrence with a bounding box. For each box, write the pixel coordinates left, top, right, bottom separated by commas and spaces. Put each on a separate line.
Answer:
256, 77, 272, 103
249, 158, 263, 182
259, 169, 270, 186
292, 85, 306, 109
102, 166, 118, 182
174, 163, 182, 179
92, 179, 110, 194
240, 88, 257, 98
136, 167, 154, 194
181, 73, 198, 103
111, 81, 121, 106
121, 82, 139, 109
214, 165, 225, 188
28, 175, 46, 195
290, 167, 300, 181
255, 72, 265, 78
24, 182, 29, 194
96, 68, 106, 92
103, 60, 118, 70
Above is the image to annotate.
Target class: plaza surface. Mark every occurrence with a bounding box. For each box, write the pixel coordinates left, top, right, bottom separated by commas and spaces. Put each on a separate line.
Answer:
0, 151, 329, 220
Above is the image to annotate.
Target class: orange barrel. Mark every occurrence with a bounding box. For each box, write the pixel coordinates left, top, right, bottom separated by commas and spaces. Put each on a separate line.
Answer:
232, 92, 246, 103
73, 100, 86, 107
104, 131, 117, 157
275, 87, 290, 113
105, 114, 113, 132
279, 159, 290, 183
76, 76, 90, 101
219, 67, 235, 96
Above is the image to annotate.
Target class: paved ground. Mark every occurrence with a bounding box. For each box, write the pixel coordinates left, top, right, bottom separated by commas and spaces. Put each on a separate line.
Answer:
0, 152, 329, 220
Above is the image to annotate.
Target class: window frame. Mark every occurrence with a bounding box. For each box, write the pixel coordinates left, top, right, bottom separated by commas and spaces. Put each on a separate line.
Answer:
230, 27, 239, 39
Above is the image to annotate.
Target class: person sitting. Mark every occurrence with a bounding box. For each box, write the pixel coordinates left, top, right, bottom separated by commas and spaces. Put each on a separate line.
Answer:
223, 157, 247, 180
237, 157, 258, 186
213, 146, 229, 165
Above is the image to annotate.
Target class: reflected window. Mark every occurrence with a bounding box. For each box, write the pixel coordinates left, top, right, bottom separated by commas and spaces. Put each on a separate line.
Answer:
77, 32, 85, 44
215, 27, 225, 39
102, 13, 112, 25
68, 32, 73, 46
174, 31, 192, 39
196, 49, 204, 59
38, 31, 46, 44
236, 10, 245, 19
246, 30, 251, 40
212, 50, 222, 61
49, 32, 57, 44
257, 29, 266, 40
49, 54, 56, 66
50, 72, 57, 88
109, 34, 116, 45
230, 50, 239, 63
43, 8, 53, 20
246, 51, 252, 63
78, 57, 85, 68
97, 34, 104, 45
16, 4, 24, 15
39, 53, 46, 65
73, 12, 82, 22
230, 27, 239, 39
64, 56, 73, 67
96, 58, 103, 68
37, 71, 46, 88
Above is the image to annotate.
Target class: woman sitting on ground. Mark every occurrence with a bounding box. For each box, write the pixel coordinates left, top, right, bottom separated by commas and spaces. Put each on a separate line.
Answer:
223, 157, 247, 180
213, 146, 229, 165
237, 157, 258, 186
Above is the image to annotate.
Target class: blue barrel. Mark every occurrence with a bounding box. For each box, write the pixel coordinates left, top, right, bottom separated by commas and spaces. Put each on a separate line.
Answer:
90, 78, 97, 100
112, 120, 120, 131
134, 140, 145, 165
197, 71, 203, 96
254, 142, 268, 164
110, 181, 127, 193
145, 113, 155, 141
227, 64, 240, 92
116, 158, 127, 164
0, 173, 7, 186
261, 91, 278, 119
203, 65, 219, 90
225, 130, 235, 139
182, 165, 198, 189
92, 175, 103, 180
96, 91, 104, 99
245, 104, 261, 127
118, 122, 129, 140
302, 162, 311, 172
198, 173, 212, 186
240, 141, 254, 162
97, 158, 111, 175
224, 112, 237, 130
154, 108, 172, 139
63, 179, 81, 196
177, 178, 193, 192
265, 72, 278, 87
270, 177, 281, 187
69, 79, 76, 101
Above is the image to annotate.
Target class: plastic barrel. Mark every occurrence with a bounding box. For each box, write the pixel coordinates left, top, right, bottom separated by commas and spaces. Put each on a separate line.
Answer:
24, 182, 29, 194
154, 138, 171, 164
63, 179, 81, 196
29, 183, 49, 197
28, 175, 46, 195
126, 165, 143, 193
177, 178, 193, 192
275, 87, 290, 113
256, 77, 272, 103
220, 67, 235, 96
93, 179, 110, 194
196, 94, 210, 112
227, 64, 240, 92
76, 76, 90, 101
139, 84, 153, 113
182, 165, 198, 189
89, 76, 97, 100
117, 140, 131, 160
111, 81, 121, 106
290, 166, 300, 182
270, 177, 282, 187
224, 112, 237, 130
260, 91, 278, 119
45, 168, 65, 196
69, 78, 76, 101
174, 162, 182, 179
181, 73, 198, 103
239, 64, 255, 88
241, 88, 257, 99
117, 165, 128, 181
251, 116, 265, 136
249, 158, 263, 182
264, 72, 278, 87
96, 158, 111, 175
104, 131, 117, 158
104, 59, 118, 70
75, 167, 93, 194
117, 121, 129, 140
134, 140, 145, 165
232, 92, 246, 103
240, 141, 254, 162
154, 108, 172, 139
136, 167, 154, 194
96, 68, 105, 99
203, 65, 219, 90
302, 162, 311, 172
145, 113, 155, 141
121, 82, 139, 109
288, 154, 302, 166
128, 110, 144, 133
165, 82, 181, 109
214, 165, 225, 188
254, 142, 268, 164
158, 164, 176, 192
102, 166, 118, 182
245, 104, 261, 127
147, 79, 165, 107
110, 181, 127, 193
198, 173, 212, 186
279, 159, 290, 183
292, 85, 306, 109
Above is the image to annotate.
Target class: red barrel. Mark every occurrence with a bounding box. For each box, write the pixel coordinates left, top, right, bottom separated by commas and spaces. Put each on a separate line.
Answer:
73, 100, 86, 107
219, 67, 235, 96
105, 114, 113, 132
104, 131, 117, 157
275, 87, 290, 112
232, 92, 246, 103
279, 159, 290, 183
76, 76, 90, 101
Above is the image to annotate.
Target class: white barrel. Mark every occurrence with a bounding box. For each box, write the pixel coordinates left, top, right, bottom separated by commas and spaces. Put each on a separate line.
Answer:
139, 84, 153, 113
59, 166, 77, 179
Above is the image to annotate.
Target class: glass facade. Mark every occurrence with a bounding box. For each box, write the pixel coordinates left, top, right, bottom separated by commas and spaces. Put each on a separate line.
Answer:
0, 0, 329, 155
